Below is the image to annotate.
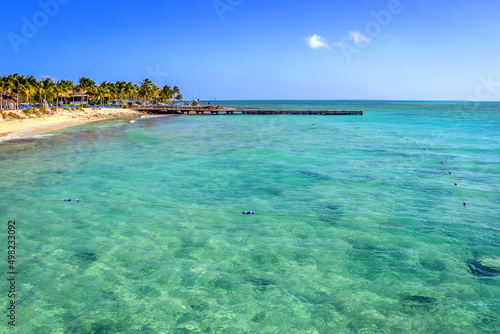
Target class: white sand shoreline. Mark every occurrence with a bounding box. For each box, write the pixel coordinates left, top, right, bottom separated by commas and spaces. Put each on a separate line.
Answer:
0, 107, 144, 140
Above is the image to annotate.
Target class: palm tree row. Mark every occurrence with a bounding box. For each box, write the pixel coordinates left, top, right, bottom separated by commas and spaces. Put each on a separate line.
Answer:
0, 74, 183, 110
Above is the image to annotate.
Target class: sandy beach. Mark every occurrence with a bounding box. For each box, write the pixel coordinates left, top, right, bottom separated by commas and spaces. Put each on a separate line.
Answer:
0, 107, 144, 140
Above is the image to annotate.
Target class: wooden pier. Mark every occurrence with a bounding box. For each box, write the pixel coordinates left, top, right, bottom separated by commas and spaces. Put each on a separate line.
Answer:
133, 106, 363, 116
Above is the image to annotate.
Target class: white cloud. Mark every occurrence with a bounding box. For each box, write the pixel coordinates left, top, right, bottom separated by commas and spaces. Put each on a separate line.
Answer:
348, 30, 371, 44
307, 34, 330, 49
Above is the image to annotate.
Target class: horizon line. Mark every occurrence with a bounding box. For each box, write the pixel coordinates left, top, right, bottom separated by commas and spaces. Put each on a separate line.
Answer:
198, 99, 500, 103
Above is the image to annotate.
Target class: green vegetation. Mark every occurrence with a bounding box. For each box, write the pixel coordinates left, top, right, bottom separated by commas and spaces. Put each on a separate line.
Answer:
7, 112, 22, 119
23, 108, 40, 117
0, 74, 183, 111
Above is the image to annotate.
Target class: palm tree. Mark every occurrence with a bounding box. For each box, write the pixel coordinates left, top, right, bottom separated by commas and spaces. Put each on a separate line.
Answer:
160, 85, 174, 104
98, 82, 110, 106
127, 82, 138, 102
115, 81, 127, 102
77, 77, 96, 105
0, 75, 10, 110
107, 82, 118, 104
175, 93, 183, 103
138, 78, 159, 105
7, 74, 26, 110
38, 77, 54, 107
173, 86, 182, 104
54, 80, 73, 110
22, 75, 37, 106
0, 74, 185, 109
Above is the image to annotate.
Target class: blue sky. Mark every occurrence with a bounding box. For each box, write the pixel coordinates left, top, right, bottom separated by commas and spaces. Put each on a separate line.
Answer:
1, 0, 499, 101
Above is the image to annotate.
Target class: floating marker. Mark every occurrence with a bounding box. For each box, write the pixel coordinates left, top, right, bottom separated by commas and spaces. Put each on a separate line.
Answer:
455, 183, 458, 186
464, 202, 467, 206
449, 172, 452, 175
243, 211, 255, 215
76, 199, 80, 202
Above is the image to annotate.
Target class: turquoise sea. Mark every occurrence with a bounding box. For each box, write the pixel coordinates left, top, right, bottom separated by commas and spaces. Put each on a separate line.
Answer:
1, 101, 499, 333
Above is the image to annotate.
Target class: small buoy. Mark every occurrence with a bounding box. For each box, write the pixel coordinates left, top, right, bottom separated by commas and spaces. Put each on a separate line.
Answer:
454, 183, 457, 186
243, 211, 255, 215
76, 199, 80, 202
464, 202, 467, 206
449, 172, 452, 175
423, 148, 426, 150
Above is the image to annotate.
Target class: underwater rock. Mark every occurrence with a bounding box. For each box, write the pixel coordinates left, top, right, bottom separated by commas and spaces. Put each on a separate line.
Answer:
420, 259, 447, 272
467, 259, 500, 277
137, 286, 161, 298
252, 312, 267, 323
174, 249, 192, 259
246, 276, 273, 291
72, 251, 97, 264
299, 170, 331, 181
478, 257, 500, 272
401, 295, 437, 313
319, 203, 343, 217
403, 295, 437, 305
91, 320, 121, 334
352, 243, 385, 252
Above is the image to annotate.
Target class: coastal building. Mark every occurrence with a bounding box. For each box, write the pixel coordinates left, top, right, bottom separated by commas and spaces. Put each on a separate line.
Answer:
60, 92, 90, 105
0, 95, 16, 110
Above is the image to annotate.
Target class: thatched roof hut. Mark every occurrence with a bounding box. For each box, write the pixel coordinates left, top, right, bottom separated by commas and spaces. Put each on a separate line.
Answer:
1, 95, 16, 110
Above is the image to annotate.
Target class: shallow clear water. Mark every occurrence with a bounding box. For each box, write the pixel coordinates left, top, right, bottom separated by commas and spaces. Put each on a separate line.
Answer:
1, 101, 499, 333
